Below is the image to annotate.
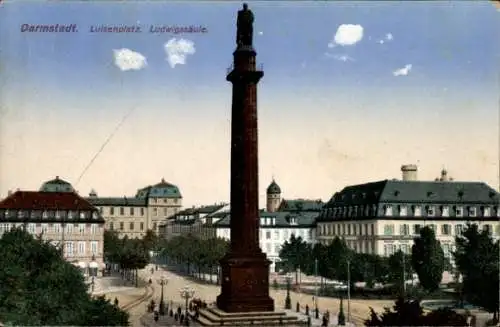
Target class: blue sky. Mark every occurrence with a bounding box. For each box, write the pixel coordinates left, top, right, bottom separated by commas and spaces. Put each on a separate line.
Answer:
0, 1, 498, 206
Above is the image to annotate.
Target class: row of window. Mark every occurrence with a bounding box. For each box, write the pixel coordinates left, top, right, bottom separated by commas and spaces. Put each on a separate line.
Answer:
0, 210, 99, 220
108, 221, 150, 232
59, 240, 99, 257
382, 223, 498, 237
150, 198, 179, 204
322, 204, 499, 219
319, 223, 375, 236
0, 223, 100, 234
382, 242, 454, 258
260, 217, 298, 226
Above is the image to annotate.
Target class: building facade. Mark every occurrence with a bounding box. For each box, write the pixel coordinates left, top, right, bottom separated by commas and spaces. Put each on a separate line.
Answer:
316, 166, 500, 264
0, 177, 105, 274
85, 178, 183, 238
212, 210, 317, 272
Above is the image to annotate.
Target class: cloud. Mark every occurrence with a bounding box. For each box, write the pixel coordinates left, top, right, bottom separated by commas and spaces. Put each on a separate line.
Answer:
325, 53, 355, 62
393, 64, 412, 76
258, 31, 263, 35
113, 48, 147, 71
329, 24, 364, 47
164, 38, 196, 68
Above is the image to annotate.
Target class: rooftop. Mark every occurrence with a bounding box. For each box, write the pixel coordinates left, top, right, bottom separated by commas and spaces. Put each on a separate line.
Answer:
0, 191, 98, 211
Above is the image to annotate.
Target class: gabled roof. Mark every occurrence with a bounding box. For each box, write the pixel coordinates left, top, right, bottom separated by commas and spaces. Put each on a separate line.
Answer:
278, 199, 325, 212
0, 191, 97, 211
325, 180, 499, 206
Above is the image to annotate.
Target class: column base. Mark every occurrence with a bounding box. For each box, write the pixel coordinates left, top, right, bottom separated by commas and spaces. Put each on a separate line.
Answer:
216, 252, 274, 313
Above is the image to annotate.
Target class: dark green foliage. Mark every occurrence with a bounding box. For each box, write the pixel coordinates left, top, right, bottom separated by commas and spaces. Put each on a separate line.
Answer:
454, 223, 500, 316
411, 226, 445, 292
387, 250, 413, 296
0, 228, 129, 326
364, 297, 466, 326
104, 230, 150, 273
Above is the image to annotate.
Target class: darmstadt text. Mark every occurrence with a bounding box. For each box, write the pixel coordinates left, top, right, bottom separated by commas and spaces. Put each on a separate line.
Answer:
20, 24, 78, 33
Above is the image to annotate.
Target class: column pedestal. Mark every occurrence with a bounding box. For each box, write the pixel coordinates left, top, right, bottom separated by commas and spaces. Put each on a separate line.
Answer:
216, 252, 274, 313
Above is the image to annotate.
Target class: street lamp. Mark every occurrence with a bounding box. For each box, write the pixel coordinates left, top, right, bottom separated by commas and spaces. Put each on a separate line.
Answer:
157, 275, 168, 315
285, 274, 292, 310
89, 255, 98, 293
314, 259, 319, 319
347, 258, 351, 324
180, 285, 195, 323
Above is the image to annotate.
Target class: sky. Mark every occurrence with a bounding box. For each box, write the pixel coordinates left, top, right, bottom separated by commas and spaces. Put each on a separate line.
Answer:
0, 1, 499, 207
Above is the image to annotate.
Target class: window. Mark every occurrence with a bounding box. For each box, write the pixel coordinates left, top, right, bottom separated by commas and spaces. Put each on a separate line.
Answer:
130, 222, 134, 230
163, 208, 168, 216
441, 224, 451, 235
140, 208, 145, 216
163, 198, 168, 203
66, 242, 74, 257
399, 206, 407, 216
383, 243, 396, 256
400, 244, 410, 254
483, 207, 491, 217
79, 223, 85, 234
347, 224, 351, 235
266, 231, 271, 240
442, 206, 450, 217
399, 224, 410, 236
66, 224, 73, 234
79, 211, 86, 219
99, 207, 103, 214
78, 241, 86, 255
109, 222, 114, 230
27, 223, 36, 234
274, 231, 279, 240
384, 224, 394, 235
140, 222, 144, 231
370, 224, 375, 235
413, 206, 422, 216
455, 206, 463, 217
91, 224, 97, 234
384, 205, 393, 216
42, 211, 48, 219
153, 208, 158, 216
90, 241, 98, 254
413, 224, 421, 235
54, 223, 61, 233
468, 207, 477, 217
275, 244, 281, 254
41, 224, 48, 234
119, 207, 124, 215
119, 222, 124, 231
153, 223, 157, 231
426, 206, 435, 216
495, 225, 500, 236
110, 207, 115, 215
130, 207, 134, 216
283, 230, 289, 241
455, 224, 464, 235
55, 210, 61, 219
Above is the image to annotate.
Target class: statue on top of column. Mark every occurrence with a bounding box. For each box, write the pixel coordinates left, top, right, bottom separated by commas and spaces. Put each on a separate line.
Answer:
236, 3, 254, 46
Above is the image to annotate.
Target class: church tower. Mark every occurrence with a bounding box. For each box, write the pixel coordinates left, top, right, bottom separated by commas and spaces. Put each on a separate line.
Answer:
266, 179, 281, 212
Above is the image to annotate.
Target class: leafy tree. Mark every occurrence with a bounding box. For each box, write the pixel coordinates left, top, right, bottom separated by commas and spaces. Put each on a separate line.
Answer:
387, 250, 413, 296
0, 228, 129, 326
454, 223, 500, 319
279, 235, 311, 283
142, 229, 159, 252
365, 297, 466, 327
411, 226, 445, 292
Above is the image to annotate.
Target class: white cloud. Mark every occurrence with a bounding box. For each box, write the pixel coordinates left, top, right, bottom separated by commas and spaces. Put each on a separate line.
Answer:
331, 24, 364, 46
113, 48, 147, 71
325, 53, 355, 62
164, 38, 196, 68
386, 33, 393, 41
393, 64, 412, 76
258, 31, 263, 35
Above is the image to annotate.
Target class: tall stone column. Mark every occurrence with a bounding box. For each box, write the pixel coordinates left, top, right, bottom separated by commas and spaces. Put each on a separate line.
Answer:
216, 4, 274, 313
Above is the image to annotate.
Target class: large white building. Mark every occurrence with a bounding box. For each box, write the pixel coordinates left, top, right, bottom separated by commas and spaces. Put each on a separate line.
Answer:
316, 166, 500, 264
0, 177, 106, 275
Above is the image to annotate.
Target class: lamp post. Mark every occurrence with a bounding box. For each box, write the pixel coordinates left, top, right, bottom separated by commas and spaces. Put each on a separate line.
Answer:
285, 275, 292, 310
89, 255, 98, 293
402, 252, 407, 297
315, 259, 319, 319
180, 286, 195, 323
157, 275, 168, 315
347, 259, 351, 324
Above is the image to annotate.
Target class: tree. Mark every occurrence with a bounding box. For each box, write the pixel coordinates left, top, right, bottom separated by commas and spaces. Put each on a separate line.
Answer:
454, 223, 500, 319
387, 250, 413, 296
0, 228, 129, 326
279, 235, 311, 283
411, 226, 445, 292
142, 229, 159, 252
365, 297, 466, 327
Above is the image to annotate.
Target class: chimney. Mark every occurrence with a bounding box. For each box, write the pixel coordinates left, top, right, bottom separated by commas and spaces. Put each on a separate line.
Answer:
401, 164, 418, 181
